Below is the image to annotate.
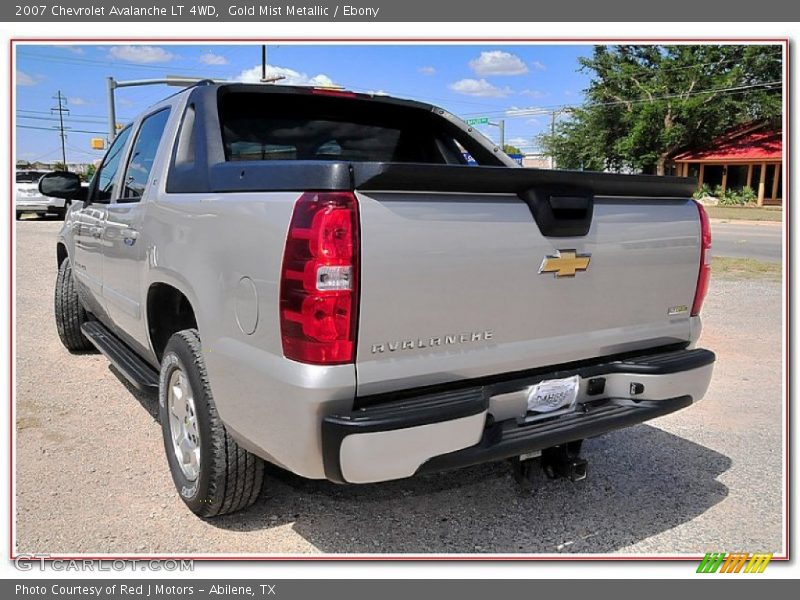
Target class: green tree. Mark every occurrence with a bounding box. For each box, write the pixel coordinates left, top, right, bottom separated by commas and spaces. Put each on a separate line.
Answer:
503, 144, 522, 155
540, 45, 782, 174
82, 162, 97, 182
52, 161, 67, 172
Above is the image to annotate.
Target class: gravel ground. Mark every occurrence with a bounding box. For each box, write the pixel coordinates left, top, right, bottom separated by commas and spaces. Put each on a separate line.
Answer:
14, 219, 785, 556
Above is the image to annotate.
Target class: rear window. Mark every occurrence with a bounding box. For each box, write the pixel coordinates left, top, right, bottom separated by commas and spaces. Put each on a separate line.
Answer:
218, 91, 469, 164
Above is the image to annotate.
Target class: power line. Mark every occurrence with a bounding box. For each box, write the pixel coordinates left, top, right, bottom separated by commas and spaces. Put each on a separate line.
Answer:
462, 80, 782, 118
17, 114, 113, 126
66, 141, 103, 154
18, 124, 108, 135
17, 50, 234, 76
17, 147, 64, 163
17, 108, 133, 119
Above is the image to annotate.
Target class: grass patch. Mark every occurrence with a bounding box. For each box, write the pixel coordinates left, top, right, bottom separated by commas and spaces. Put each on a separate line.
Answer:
714, 256, 782, 281
705, 205, 782, 222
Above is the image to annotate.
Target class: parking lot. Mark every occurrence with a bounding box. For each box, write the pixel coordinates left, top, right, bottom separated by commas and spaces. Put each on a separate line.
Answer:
14, 219, 784, 556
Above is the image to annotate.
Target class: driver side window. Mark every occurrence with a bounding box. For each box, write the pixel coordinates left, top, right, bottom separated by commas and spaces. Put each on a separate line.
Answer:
91, 126, 132, 204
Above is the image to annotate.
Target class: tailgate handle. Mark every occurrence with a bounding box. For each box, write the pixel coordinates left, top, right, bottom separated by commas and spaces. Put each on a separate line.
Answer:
519, 188, 594, 238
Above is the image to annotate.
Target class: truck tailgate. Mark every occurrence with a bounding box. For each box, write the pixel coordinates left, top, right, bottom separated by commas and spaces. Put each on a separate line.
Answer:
353, 167, 702, 397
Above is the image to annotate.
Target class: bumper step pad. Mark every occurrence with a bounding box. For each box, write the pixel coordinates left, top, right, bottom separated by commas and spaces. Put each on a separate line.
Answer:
416, 396, 692, 475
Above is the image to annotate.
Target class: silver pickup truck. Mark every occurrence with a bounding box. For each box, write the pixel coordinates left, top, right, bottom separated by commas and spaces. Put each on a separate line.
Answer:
41, 82, 715, 517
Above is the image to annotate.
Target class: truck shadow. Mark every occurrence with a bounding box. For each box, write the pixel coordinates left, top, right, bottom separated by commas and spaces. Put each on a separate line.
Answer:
106, 364, 732, 554
207, 424, 731, 554
109, 365, 160, 421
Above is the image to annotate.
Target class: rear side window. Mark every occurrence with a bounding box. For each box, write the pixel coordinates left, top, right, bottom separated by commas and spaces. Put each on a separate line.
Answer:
218, 92, 466, 164
121, 108, 171, 201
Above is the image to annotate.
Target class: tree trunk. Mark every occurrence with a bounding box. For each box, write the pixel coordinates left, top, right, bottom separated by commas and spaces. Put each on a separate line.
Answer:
656, 153, 670, 176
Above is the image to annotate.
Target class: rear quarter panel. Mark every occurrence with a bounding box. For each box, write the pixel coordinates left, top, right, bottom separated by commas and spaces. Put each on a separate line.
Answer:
141, 192, 356, 478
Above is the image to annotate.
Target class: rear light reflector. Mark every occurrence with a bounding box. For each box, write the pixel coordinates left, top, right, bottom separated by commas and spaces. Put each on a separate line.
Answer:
280, 191, 359, 364
691, 200, 712, 316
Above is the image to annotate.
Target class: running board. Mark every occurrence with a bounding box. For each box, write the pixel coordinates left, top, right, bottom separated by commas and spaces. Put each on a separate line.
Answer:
81, 321, 159, 392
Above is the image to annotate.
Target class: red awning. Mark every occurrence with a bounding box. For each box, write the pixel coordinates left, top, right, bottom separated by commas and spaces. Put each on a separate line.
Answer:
673, 124, 782, 162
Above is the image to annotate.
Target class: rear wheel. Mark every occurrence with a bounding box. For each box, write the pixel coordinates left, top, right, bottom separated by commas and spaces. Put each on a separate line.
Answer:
54, 259, 94, 352
159, 329, 265, 517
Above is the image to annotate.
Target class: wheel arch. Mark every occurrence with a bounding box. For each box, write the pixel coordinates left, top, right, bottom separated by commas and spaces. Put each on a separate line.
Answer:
146, 280, 199, 362
56, 241, 68, 267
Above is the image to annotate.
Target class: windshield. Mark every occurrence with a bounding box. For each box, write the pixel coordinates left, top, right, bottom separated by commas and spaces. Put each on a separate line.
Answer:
16, 171, 46, 183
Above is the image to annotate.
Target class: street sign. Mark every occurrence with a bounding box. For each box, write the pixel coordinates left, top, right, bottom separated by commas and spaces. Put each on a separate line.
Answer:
90, 138, 105, 150
465, 117, 489, 126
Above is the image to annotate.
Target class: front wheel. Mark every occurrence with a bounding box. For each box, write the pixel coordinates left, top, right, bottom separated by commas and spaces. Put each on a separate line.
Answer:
54, 259, 94, 352
159, 329, 265, 517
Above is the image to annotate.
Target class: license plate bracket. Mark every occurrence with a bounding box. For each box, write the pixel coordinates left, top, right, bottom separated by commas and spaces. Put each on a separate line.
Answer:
526, 375, 580, 414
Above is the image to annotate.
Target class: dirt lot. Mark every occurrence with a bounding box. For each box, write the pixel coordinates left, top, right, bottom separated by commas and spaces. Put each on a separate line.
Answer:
14, 220, 784, 556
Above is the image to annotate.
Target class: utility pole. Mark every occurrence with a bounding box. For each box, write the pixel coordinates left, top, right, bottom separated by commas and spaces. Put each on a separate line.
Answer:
485, 118, 505, 149
107, 77, 117, 142
51, 90, 69, 171
259, 44, 285, 83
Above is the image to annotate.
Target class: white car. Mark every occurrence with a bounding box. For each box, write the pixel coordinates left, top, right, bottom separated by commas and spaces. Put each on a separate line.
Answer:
16, 170, 69, 220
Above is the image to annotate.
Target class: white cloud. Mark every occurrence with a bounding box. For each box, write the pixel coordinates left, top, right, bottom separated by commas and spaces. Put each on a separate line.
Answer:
236, 64, 336, 88
200, 52, 228, 65
68, 97, 88, 106
61, 46, 85, 55
531, 60, 546, 71
469, 51, 528, 76
450, 78, 512, 98
506, 137, 531, 148
521, 89, 547, 99
109, 45, 175, 64
505, 106, 549, 117
366, 90, 389, 96
16, 70, 38, 86
418, 66, 436, 76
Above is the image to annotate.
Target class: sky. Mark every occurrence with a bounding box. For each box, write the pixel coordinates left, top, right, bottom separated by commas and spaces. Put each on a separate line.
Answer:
14, 43, 594, 164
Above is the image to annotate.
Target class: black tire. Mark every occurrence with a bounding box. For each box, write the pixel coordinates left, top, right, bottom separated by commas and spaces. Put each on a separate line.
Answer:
51, 206, 67, 220
54, 259, 94, 352
159, 329, 264, 517
16, 212, 22, 221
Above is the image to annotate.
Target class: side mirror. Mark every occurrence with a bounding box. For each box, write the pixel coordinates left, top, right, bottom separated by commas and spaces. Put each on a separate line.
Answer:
38, 171, 86, 201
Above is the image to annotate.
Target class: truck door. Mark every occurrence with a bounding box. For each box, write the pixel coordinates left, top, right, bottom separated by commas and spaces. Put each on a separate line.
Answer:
70, 126, 132, 320
103, 108, 171, 353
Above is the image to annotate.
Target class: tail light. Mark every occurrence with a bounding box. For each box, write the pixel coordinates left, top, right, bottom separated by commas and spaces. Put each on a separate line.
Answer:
691, 200, 712, 316
280, 192, 360, 364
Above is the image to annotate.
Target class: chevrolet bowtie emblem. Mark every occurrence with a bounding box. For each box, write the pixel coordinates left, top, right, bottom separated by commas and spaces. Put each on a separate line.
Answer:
539, 250, 591, 278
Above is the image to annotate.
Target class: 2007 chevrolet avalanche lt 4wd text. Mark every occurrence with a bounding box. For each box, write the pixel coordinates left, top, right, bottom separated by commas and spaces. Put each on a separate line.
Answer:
41, 82, 715, 517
